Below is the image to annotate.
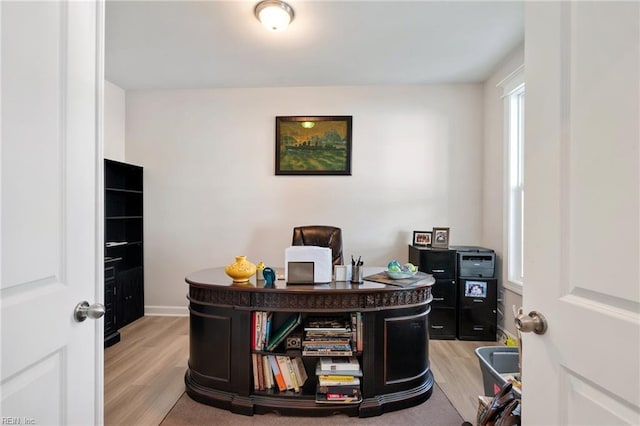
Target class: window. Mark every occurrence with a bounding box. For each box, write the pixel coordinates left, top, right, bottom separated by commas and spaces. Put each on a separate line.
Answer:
500, 66, 525, 289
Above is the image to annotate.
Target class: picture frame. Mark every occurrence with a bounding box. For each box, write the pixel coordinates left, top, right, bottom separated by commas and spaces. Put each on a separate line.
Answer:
431, 227, 450, 249
413, 231, 432, 247
464, 280, 487, 298
275, 116, 352, 175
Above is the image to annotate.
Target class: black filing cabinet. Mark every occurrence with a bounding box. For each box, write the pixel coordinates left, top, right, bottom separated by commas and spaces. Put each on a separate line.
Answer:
104, 259, 121, 347
454, 246, 497, 341
409, 245, 457, 339
457, 278, 497, 340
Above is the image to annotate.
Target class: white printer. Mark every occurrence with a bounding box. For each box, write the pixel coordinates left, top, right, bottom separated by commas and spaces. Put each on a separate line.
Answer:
284, 246, 333, 284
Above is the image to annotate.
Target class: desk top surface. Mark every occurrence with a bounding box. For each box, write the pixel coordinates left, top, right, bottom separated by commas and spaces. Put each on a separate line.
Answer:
186, 266, 434, 293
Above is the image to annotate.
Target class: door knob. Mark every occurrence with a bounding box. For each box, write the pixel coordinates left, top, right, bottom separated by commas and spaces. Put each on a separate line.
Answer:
74, 301, 106, 322
515, 310, 548, 335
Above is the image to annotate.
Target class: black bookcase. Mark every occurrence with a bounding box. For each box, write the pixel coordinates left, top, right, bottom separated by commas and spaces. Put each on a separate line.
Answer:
104, 159, 144, 346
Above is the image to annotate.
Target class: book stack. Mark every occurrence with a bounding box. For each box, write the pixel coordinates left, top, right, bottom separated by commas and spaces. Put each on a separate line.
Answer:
315, 356, 362, 404
302, 317, 353, 356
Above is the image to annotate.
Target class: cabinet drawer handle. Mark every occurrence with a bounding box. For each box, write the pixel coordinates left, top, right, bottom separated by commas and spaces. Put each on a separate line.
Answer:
433, 297, 444, 301
473, 326, 484, 331
432, 269, 445, 273
431, 325, 444, 329
473, 299, 484, 303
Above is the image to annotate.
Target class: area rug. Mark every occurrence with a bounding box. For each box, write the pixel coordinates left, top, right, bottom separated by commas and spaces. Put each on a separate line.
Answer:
161, 383, 464, 426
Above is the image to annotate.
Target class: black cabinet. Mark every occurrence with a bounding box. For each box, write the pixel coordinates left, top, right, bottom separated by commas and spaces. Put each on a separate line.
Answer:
409, 244, 498, 341
104, 159, 144, 346
457, 278, 497, 341
104, 261, 121, 347
409, 245, 458, 339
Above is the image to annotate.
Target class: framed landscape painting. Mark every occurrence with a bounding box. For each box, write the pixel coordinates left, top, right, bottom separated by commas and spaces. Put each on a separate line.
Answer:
275, 116, 352, 175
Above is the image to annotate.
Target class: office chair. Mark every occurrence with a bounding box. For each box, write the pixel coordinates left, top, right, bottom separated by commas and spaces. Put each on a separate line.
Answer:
291, 225, 344, 266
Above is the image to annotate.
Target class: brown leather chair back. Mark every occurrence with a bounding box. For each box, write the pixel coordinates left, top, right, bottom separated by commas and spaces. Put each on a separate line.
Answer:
291, 225, 343, 266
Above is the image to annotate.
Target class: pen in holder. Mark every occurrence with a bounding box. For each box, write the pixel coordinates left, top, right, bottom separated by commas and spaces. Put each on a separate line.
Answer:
350, 255, 364, 284
351, 265, 363, 284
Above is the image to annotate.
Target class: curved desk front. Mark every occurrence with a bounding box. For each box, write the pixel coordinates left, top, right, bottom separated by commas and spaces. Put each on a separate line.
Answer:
185, 267, 435, 417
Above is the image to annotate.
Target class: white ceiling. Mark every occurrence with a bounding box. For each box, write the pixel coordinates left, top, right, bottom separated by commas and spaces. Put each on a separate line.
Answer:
105, 1, 524, 90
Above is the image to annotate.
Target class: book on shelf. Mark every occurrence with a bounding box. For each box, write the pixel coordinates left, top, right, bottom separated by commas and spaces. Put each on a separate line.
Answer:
256, 353, 265, 390
285, 357, 301, 392
267, 354, 287, 391
318, 356, 360, 372
347, 312, 363, 352
276, 355, 297, 391
305, 331, 353, 340
350, 313, 358, 350
318, 375, 360, 386
317, 384, 361, 395
303, 338, 351, 345
315, 364, 362, 377
356, 312, 363, 351
291, 357, 308, 387
304, 317, 351, 332
255, 311, 263, 350
265, 313, 302, 351
262, 354, 273, 389
252, 353, 259, 390
303, 348, 353, 357
303, 341, 352, 349
315, 391, 362, 404
263, 312, 273, 349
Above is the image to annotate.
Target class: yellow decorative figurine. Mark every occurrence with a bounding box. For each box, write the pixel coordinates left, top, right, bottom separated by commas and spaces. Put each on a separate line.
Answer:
256, 261, 265, 281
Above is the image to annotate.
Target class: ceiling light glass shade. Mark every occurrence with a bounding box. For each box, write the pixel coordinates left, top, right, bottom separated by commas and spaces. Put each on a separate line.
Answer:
255, 0, 294, 32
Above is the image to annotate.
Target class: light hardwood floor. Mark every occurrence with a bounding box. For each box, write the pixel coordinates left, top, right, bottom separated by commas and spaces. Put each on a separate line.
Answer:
105, 316, 499, 425
105, 316, 189, 426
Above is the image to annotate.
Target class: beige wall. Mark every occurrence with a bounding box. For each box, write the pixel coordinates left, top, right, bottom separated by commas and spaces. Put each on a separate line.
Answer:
104, 80, 125, 162
482, 43, 525, 337
124, 84, 485, 312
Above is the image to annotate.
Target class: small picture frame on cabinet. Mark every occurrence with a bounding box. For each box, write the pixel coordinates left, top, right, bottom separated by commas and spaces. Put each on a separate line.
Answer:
413, 231, 432, 247
464, 280, 487, 298
431, 227, 450, 249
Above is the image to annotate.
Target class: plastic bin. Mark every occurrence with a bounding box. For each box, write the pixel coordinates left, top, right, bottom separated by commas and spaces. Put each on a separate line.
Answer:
475, 346, 521, 397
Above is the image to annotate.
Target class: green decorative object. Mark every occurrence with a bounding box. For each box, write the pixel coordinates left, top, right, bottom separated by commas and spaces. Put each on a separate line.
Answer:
225, 255, 257, 283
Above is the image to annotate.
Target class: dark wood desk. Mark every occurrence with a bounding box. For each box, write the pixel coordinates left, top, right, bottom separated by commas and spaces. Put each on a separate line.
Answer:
185, 267, 435, 417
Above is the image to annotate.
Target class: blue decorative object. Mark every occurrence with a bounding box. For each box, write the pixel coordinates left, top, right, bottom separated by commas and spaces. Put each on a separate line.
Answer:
263, 267, 276, 288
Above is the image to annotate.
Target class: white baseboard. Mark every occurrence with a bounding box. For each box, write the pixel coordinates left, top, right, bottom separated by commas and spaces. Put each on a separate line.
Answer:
145, 305, 189, 317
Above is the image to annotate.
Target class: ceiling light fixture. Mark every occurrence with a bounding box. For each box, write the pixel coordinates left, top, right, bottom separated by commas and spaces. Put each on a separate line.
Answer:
254, 0, 294, 32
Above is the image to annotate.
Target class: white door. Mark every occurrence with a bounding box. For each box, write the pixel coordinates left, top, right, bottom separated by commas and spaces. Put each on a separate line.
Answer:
523, 2, 639, 425
1, 1, 104, 425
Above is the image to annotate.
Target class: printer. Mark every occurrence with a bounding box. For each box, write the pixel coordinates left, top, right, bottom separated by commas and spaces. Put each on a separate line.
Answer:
284, 246, 333, 284
453, 246, 496, 278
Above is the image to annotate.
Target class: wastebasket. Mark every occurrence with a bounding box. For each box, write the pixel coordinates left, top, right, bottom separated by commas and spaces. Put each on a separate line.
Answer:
475, 346, 521, 397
